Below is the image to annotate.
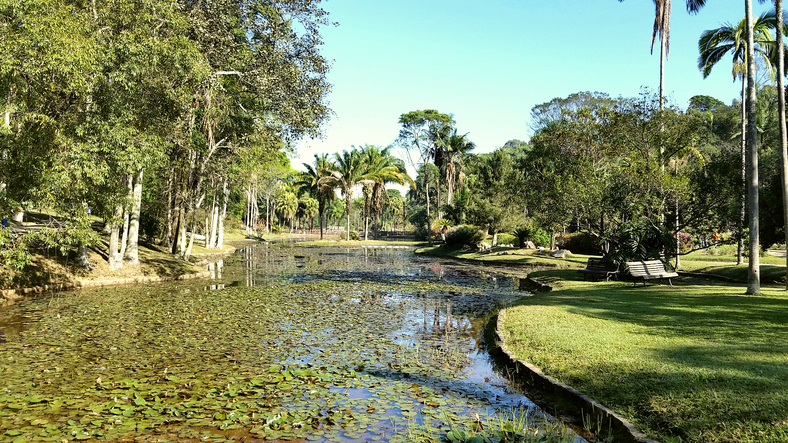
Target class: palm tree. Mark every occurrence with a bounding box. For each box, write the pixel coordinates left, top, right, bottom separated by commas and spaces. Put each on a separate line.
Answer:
698, 10, 779, 265
745, 0, 761, 294
298, 195, 319, 231
322, 149, 367, 241
276, 190, 298, 233
775, 0, 788, 290
440, 130, 476, 206
370, 150, 415, 240
359, 145, 384, 241
298, 153, 335, 239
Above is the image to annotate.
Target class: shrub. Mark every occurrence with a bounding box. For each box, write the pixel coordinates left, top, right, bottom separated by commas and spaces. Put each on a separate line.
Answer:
496, 233, 517, 246
556, 231, 601, 255
532, 228, 551, 248
602, 220, 676, 270
674, 231, 692, 253
513, 226, 532, 248
444, 225, 486, 249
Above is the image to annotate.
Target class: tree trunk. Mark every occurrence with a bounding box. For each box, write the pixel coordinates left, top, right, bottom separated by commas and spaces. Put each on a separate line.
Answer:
164, 168, 175, 248
738, 78, 746, 265
177, 204, 188, 256
75, 244, 93, 270
346, 194, 351, 241
108, 204, 123, 270
776, 0, 788, 290
124, 169, 143, 265
745, 0, 761, 294
119, 176, 131, 262
207, 190, 216, 248
216, 178, 228, 249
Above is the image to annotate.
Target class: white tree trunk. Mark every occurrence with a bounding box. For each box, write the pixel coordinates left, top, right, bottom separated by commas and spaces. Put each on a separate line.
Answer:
124, 169, 143, 265
209, 188, 219, 248
108, 204, 123, 270
205, 215, 211, 248
216, 179, 228, 249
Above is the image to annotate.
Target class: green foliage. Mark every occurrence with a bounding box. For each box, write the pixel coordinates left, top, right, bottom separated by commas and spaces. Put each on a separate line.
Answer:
513, 226, 532, 248
556, 232, 601, 255
602, 221, 676, 269
532, 228, 551, 248
444, 225, 485, 249
0, 229, 33, 283
348, 230, 360, 241
496, 233, 517, 246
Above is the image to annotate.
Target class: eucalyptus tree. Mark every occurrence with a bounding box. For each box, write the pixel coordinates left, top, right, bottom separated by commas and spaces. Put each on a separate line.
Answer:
1, 0, 206, 269
297, 153, 335, 239
169, 0, 332, 258
397, 110, 454, 222
322, 149, 368, 241
698, 10, 780, 264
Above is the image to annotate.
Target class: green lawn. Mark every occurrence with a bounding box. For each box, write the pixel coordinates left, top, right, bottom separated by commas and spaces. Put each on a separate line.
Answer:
498, 270, 788, 443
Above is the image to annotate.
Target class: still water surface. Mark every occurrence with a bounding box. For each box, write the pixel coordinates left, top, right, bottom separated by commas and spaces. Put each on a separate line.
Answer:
0, 244, 583, 442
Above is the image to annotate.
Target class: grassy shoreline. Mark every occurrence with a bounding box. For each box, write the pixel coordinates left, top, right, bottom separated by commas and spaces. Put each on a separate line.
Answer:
418, 246, 788, 442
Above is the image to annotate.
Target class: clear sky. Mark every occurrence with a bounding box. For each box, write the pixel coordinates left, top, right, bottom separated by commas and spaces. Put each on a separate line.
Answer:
292, 0, 775, 172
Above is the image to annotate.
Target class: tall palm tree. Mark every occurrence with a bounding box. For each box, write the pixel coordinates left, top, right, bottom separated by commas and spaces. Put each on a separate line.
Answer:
775, 0, 788, 290
614, 0, 712, 98
359, 145, 385, 240
322, 149, 367, 241
298, 153, 335, 239
744, 0, 761, 294
698, 10, 779, 265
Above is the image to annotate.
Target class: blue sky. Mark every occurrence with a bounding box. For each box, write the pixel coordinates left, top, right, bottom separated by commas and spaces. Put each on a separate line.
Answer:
292, 0, 775, 172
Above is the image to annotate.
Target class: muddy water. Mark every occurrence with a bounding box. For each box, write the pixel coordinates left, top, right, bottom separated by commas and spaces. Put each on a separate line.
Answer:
0, 244, 583, 442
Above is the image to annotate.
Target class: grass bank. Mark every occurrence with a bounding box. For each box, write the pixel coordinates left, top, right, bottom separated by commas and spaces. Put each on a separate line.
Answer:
415, 245, 592, 268
498, 269, 788, 442
416, 245, 788, 285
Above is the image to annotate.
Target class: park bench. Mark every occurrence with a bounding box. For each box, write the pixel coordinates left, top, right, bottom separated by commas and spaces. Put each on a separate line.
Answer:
625, 260, 679, 287
577, 257, 619, 281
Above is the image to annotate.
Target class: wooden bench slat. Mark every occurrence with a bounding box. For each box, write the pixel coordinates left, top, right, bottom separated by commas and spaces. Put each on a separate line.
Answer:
625, 260, 678, 286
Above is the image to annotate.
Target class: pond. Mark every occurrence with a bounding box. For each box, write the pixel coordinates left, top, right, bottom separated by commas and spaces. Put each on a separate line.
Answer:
0, 244, 583, 442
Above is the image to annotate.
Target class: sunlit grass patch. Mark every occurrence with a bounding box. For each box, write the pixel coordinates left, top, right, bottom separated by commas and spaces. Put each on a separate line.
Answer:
499, 271, 788, 442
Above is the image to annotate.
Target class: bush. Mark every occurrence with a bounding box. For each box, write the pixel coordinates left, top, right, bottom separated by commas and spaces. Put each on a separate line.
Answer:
675, 231, 692, 253
533, 228, 551, 248
513, 226, 532, 248
444, 225, 486, 249
349, 231, 360, 241
556, 231, 601, 255
496, 233, 517, 246
602, 220, 676, 269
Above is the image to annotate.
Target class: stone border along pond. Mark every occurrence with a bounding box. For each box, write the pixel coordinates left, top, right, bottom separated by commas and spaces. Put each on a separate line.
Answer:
0, 244, 585, 442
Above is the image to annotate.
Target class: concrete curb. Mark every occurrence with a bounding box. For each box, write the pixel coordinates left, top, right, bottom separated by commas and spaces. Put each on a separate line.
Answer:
493, 314, 661, 443
1, 271, 211, 306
